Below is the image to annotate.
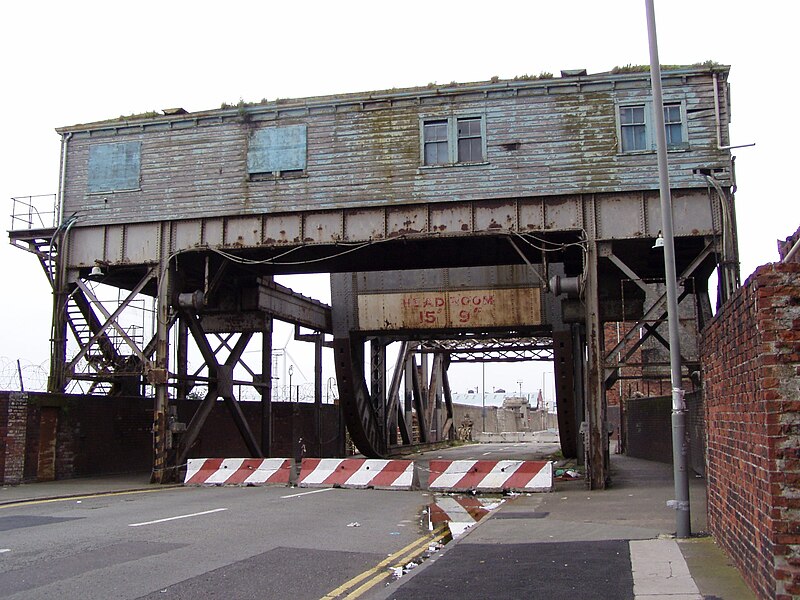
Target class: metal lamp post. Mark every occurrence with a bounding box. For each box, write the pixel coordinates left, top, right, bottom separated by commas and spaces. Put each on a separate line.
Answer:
645, 0, 691, 538
288, 364, 294, 402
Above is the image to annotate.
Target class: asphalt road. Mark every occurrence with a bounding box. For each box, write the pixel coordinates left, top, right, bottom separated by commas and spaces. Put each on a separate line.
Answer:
0, 484, 434, 599
0, 441, 566, 600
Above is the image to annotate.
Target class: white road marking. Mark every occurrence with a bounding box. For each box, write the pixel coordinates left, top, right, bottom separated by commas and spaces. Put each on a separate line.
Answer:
482, 451, 492, 456
0, 549, 10, 554
128, 508, 228, 527
281, 487, 335, 499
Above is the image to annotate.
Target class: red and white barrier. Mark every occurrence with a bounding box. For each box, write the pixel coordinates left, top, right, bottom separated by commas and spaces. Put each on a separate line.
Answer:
427, 460, 553, 493
299, 458, 417, 490
185, 458, 292, 486
428, 495, 495, 527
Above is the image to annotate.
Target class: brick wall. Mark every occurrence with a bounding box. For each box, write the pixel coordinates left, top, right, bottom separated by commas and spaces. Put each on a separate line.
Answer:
703, 262, 800, 600
1, 392, 344, 483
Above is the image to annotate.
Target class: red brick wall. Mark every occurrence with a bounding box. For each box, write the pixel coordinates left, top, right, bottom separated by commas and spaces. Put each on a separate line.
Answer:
703, 262, 800, 600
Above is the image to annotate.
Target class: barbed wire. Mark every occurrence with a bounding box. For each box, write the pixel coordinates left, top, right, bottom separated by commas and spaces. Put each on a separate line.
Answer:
0, 357, 49, 392
0, 357, 341, 403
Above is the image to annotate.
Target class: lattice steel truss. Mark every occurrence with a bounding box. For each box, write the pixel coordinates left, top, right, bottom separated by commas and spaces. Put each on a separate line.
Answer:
416, 336, 553, 363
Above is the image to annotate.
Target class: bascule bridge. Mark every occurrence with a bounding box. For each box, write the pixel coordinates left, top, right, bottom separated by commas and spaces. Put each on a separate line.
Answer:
9, 65, 738, 488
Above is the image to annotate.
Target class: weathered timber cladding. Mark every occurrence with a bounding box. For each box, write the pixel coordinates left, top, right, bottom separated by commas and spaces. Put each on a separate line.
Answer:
58, 68, 731, 229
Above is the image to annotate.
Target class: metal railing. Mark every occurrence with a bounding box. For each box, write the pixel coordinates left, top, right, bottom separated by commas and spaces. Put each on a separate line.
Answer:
10, 194, 57, 231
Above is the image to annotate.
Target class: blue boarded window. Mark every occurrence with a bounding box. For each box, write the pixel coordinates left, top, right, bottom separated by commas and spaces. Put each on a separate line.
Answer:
87, 141, 141, 193
248, 125, 307, 176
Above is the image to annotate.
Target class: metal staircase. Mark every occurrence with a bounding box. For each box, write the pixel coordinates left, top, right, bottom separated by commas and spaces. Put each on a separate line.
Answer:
9, 195, 145, 395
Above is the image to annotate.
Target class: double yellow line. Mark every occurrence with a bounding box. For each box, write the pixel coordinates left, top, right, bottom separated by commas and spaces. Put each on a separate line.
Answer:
320, 526, 450, 599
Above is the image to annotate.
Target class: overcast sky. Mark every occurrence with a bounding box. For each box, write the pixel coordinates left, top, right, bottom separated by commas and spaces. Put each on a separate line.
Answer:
1, 1, 796, 398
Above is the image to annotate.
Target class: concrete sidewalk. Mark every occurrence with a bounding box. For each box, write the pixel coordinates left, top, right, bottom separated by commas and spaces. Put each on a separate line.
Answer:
0, 472, 171, 506
374, 454, 755, 600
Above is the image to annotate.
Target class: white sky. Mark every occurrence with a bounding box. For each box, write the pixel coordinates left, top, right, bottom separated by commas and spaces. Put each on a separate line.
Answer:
1, 1, 796, 398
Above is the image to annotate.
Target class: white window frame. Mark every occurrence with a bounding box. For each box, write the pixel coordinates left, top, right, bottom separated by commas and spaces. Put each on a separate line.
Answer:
420, 115, 487, 167
615, 100, 688, 154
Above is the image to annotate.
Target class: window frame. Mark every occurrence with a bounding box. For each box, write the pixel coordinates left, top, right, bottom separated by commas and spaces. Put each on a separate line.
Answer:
420, 114, 487, 167
615, 100, 688, 154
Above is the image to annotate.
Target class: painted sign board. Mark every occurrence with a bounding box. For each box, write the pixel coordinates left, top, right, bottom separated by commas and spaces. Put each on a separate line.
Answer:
357, 288, 541, 331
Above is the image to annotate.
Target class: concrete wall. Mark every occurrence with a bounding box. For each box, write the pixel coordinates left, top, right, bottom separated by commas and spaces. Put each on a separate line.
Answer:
702, 262, 800, 600
451, 402, 557, 440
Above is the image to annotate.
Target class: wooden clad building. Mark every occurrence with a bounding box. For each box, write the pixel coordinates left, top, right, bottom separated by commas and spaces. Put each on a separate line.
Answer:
56, 65, 731, 249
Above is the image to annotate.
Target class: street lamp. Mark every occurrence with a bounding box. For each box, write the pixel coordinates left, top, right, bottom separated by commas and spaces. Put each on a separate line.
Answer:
645, 0, 691, 538
288, 364, 294, 402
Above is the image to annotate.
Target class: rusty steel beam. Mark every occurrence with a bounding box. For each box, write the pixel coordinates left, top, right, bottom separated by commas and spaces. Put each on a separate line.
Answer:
259, 278, 332, 333
179, 313, 263, 461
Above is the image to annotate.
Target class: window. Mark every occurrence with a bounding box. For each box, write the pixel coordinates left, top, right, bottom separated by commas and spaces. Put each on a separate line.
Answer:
423, 120, 449, 166
248, 125, 307, 177
87, 141, 141, 193
663, 104, 684, 148
617, 102, 687, 153
619, 105, 647, 152
422, 116, 485, 166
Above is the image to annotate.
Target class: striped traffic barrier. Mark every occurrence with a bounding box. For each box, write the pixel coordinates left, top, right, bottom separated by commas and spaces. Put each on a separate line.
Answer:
185, 458, 292, 486
427, 460, 553, 493
299, 458, 417, 490
428, 495, 496, 527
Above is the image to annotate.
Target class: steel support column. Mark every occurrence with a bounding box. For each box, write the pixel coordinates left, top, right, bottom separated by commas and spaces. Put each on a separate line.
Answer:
585, 241, 609, 489
151, 246, 172, 483
370, 338, 386, 443
177, 318, 189, 400
553, 328, 578, 459
261, 319, 273, 457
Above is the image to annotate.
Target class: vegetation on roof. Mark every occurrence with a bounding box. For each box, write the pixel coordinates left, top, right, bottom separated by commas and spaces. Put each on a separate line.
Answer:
116, 111, 161, 120
512, 72, 555, 81
611, 60, 723, 74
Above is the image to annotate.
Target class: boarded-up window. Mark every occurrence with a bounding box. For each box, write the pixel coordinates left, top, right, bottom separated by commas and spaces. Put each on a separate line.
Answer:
87, 141, 141, 193
248, 125, 307, 175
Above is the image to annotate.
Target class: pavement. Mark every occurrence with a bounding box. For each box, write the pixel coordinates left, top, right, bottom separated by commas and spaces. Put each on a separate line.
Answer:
0, 453, 755, 599
375, 452, 756, 600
